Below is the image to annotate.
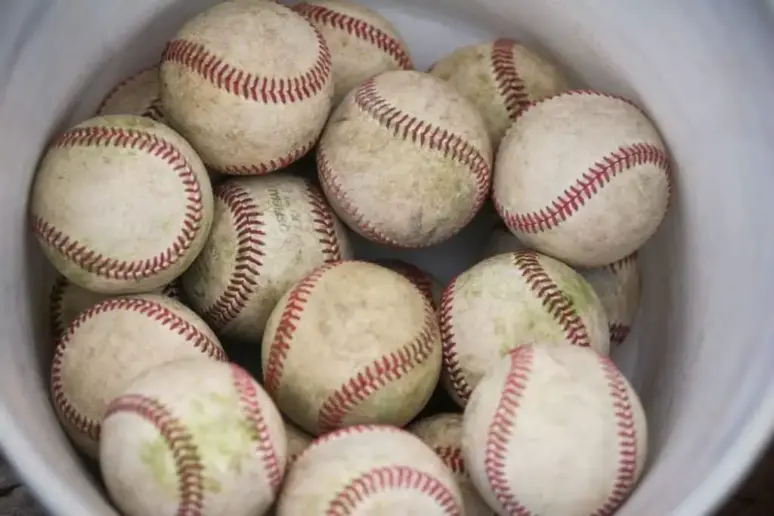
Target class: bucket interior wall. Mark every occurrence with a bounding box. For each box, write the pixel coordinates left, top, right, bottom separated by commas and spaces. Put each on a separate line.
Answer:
2, 1, 774, 514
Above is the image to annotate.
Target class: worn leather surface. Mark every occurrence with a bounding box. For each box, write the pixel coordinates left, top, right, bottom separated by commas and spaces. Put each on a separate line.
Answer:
2, 444, 774, 515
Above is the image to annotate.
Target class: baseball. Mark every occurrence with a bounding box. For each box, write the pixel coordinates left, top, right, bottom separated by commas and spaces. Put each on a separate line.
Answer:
48, 274, 181, 340
439, 250, 610, 407
293, 0, 414, 104
579, 253, 642, 347
284, 420, 313, 465
100, 359, 286, 516
181, 174, 352, 343
493, 90, 672, 267
160, 0, 334, 175
29, 114, 214, 294
479, 226, 526, 260
276, 425, 464, 515
462, 344, 648, 515
378, 259, 443, 309
50, 293, 226, 458
408, 413, 496, 515
480, 229, 642, 347
318, 70, 492, 247
96, 66, 164, 121
261, 260, 442, 435
429, 38, 568, 146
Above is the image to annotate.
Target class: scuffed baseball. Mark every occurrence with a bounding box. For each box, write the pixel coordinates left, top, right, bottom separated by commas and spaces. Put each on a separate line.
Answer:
30, 115, 214, 294
493, 90, 672, 267
462, 344, 648, 515
480, 229, 642, 347
100, 359, 286, 516
284, 420, 313, 465
181, 174, 352, 343
408, 414, 496, 515
293, 0, 414, 104
277, 425, 464, 515
377, 259, 443, 309
48, 275, 181, 340
50, 294, 226, 458
96, 66, 164, 121
579, 253, 642, 347
318, 70, 492, 247
430, 38, 568, 146
439, 250, 609, 407
261, 261, 442, 435
160, 1, 334, 175
479, 226, 527, 260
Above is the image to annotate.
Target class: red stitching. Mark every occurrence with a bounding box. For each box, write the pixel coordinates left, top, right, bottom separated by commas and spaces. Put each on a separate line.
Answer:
96, 65, 160, 117
50, 297, 226, 441
305, 182, 344, 263
48, 276, 70, 339
31, 126, 205, 280
299, 424, 403, 459
263, 263, 337, 396
213, 137, 317, 176
327, 465, 461, 516
439, 276, 472, 404
513, 251, 590, 348
293, 3, 413, 70
516, 89, 640, 120
143, 96, 165, 122
496, 143, 671, 234
608, 252, 638, 273
606, 252, 637, 346
355, 78, 490, 211
491, 39, 529, 120
161, 32, 332, 104
593, 356, 639, 516
230, 364, 283, 493
50, 277, 181, 338
317, 301, 438, 432
318, 148, 403, 247
319, 77, 491, 246
105, 395, 204, 514
382, 260, 436, 309
434, 445, 465, 475
609, 324, 631, 347
484, 347, 535, 516
202, 183, 266, 330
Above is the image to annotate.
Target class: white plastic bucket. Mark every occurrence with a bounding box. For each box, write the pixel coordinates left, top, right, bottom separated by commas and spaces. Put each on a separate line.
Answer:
2, 1, 774, 514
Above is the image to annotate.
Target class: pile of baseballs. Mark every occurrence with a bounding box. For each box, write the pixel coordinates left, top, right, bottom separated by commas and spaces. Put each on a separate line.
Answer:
29, 1, 672, 515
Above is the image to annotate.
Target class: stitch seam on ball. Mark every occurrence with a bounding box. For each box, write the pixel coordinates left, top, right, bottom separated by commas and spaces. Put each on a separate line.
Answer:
105, 395, 205, 513
494, 143, 671, 234
513, 251, 591, 347
439, 276, 473, 404
263, 263, 338, 395
490, 39, 529, 120
293, 3, 413, 69
317, 148, 408, 247
326, 465, 462, 515
202, 183, 266, 330
95, 65, 163, 120
593, 356, 639, 515
231, 364, 283, 492
161, 32, 332, 103
484, 346, 535, 516
31, 126, 205, 280
50, 297, 226, 441
305, 182, 345, 263
355, 78, 491, 211
316, 301, 438, 432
